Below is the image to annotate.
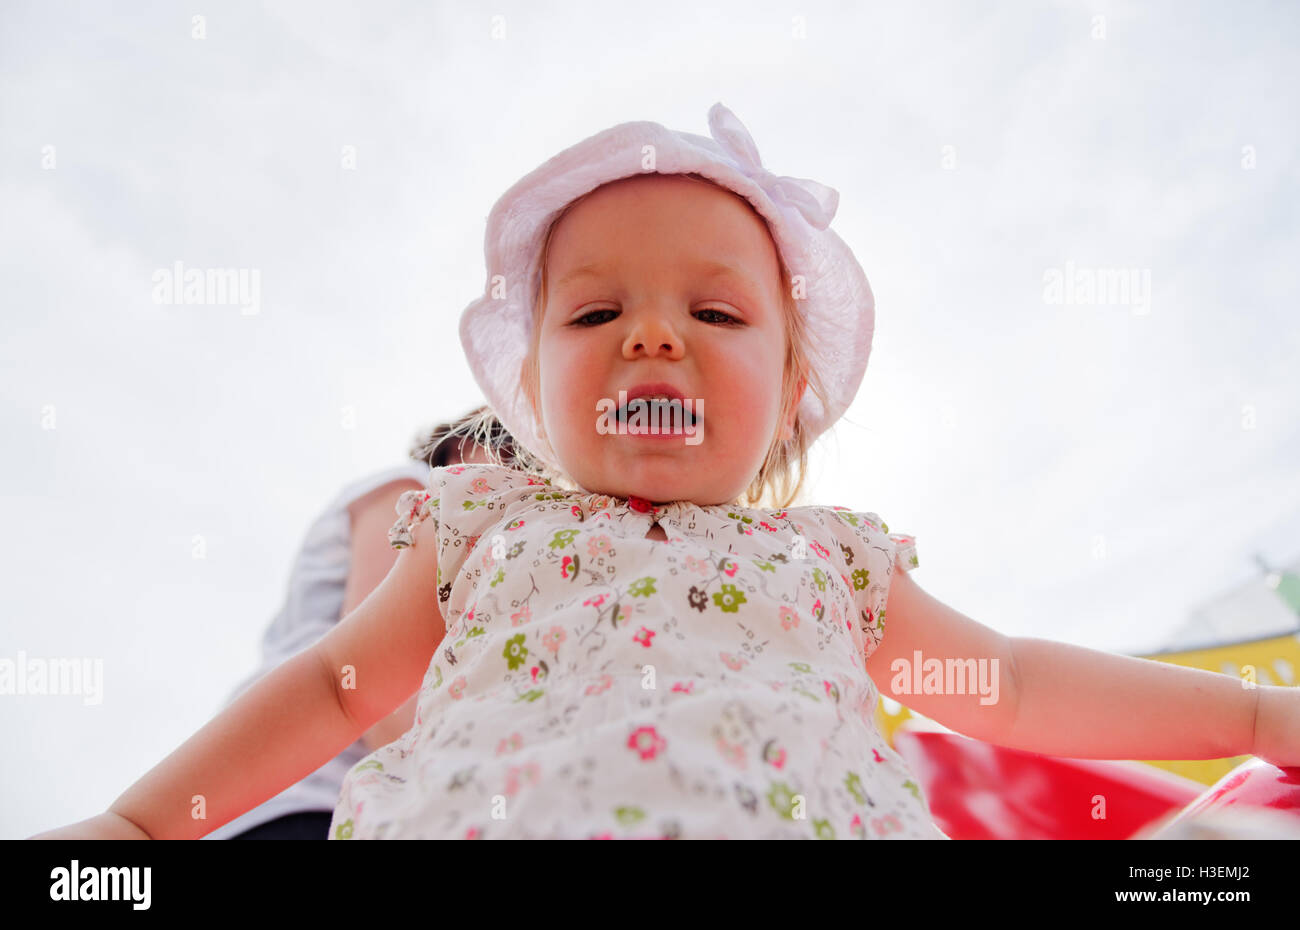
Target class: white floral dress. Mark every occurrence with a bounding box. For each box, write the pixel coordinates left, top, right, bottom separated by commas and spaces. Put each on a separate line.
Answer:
328, 463, 949, 840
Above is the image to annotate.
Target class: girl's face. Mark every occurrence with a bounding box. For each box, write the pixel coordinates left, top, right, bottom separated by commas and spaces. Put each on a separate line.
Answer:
534, 173, 802, 505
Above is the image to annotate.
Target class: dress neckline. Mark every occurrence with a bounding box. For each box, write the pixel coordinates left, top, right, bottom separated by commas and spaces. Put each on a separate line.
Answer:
571, 489, 737, 521
562, 488, 799, 541
472, 465, 793, 525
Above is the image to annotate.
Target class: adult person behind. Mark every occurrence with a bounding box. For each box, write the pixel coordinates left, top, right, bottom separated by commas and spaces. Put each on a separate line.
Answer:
201, 406, 519, 839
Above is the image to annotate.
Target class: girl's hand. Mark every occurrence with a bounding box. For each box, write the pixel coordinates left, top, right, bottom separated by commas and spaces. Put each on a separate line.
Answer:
28, 811, 152, 840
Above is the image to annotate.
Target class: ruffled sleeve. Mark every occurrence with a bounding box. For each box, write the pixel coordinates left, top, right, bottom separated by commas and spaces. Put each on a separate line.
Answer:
799, 506, 920, 661
388, 486, 437, 550
886, 529, 919, 573
386, 463, 545, 607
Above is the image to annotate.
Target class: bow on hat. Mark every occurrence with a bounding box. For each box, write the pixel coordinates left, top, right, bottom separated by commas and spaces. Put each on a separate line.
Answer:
706, 103, 840, 231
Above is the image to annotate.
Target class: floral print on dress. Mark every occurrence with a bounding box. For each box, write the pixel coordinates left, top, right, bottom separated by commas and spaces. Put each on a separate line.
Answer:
329, 463, 948, 840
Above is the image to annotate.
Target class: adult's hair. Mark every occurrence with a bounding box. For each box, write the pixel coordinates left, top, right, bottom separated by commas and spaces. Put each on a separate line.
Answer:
408, 405, 521, 469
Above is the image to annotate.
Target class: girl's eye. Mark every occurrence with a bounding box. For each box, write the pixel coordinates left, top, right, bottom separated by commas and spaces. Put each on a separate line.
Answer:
571, 309, 618, 327
570, 308, 741, 327
694, 308, 741, 325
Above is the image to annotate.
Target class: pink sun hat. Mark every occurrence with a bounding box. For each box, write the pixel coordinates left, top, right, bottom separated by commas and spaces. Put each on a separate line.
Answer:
458, 102, 875, 473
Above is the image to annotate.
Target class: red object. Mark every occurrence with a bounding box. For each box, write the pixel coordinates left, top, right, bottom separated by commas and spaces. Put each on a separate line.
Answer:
1155, 757, 1300, 831
892, 728, 1203, 839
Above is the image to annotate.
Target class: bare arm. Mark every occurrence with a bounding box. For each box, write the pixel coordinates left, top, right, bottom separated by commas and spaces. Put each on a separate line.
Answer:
868, 568, 1274, 762
1001, 637, 1261, 760
103, 505, 445, 840
864, 567, 1019, 744
339, 478, 426, 753
106, 647, 361, 839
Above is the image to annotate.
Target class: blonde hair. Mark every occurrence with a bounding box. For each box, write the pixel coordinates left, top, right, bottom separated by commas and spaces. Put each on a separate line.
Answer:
456, 172, 832, 511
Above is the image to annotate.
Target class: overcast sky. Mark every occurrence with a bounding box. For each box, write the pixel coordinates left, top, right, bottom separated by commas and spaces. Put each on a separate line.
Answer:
3, 0, 1298, 838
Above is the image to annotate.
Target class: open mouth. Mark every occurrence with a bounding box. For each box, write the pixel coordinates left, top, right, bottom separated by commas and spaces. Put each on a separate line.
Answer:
616, 397, 699, 427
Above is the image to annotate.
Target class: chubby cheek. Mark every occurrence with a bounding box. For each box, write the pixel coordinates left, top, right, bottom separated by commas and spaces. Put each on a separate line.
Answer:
720, 395, 777, 464
538, 344, 600, 447
704, 351, 782, 443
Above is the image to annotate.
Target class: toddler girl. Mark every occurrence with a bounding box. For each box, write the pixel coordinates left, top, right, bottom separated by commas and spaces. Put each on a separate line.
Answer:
33, 103, 1300, 841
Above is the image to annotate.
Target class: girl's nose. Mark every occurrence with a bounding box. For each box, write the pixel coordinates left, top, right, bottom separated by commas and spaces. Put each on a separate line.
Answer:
622, 310, 684, 359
